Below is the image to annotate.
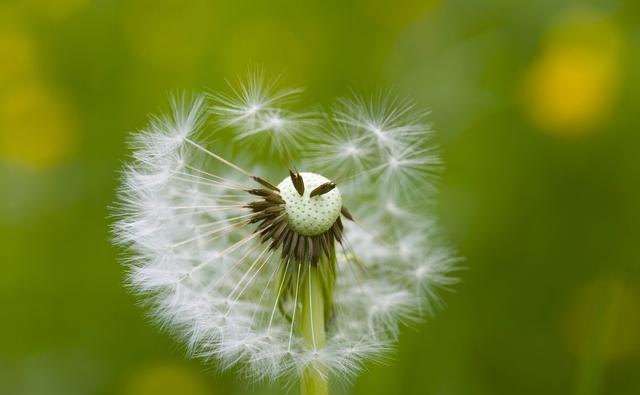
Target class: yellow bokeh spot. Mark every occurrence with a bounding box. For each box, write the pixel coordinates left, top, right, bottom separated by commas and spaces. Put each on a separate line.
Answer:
563, 279, 640, 360
0, 23, 38, 89
0, 84, 78, 169
522, 9, 622, 136
125, 361, 216, 395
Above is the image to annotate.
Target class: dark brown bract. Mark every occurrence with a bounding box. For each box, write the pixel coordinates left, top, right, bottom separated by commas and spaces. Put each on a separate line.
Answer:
244, 171, 350, 266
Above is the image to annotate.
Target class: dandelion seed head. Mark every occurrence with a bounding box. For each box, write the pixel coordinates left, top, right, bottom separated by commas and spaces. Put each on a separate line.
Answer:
277, 172, 342, 237
112, 73, 459, 385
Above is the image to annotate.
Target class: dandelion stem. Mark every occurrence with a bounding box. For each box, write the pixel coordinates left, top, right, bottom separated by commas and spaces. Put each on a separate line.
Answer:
300, 265, 329, 395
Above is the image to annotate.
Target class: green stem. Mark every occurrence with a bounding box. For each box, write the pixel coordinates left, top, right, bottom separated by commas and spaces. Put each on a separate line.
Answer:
300, 265, 329, 395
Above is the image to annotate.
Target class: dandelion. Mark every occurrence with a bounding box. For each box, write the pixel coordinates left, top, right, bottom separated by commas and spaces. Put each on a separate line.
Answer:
112, 72, 459, 395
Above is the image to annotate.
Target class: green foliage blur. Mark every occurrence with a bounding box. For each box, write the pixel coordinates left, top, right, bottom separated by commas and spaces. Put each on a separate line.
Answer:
1, 0, 639, 394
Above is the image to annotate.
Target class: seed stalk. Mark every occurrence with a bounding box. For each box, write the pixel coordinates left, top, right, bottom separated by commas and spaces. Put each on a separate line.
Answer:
300, 265, 329, 395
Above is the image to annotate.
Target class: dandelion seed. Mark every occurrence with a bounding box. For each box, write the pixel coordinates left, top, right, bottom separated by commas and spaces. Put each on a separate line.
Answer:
112, 72, 460, 394
209, 68, 315, 159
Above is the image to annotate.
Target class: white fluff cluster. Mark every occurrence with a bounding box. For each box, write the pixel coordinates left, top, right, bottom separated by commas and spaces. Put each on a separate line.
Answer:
209, 70, 316, 159
113, 74, 459, 383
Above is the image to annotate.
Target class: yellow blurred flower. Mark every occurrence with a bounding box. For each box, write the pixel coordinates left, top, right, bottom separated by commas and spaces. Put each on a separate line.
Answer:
124, 361, 217, 395
0, 8, 78, 169
522, 9, 622, 136
0, 23, 38, 89
0, 83, 78, 169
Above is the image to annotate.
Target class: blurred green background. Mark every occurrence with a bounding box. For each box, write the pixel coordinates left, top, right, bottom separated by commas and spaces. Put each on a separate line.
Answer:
1, 0, 639, 394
